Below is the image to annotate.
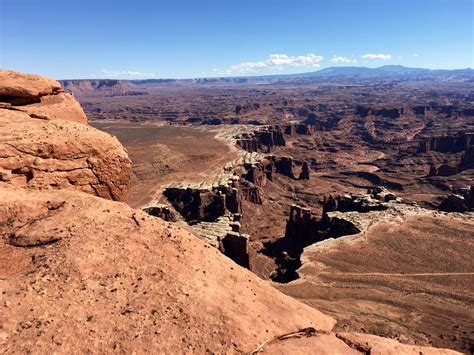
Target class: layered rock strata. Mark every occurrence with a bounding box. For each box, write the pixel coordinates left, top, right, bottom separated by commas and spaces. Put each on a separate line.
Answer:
0, 71, 131, 202
236, 125, 286, 153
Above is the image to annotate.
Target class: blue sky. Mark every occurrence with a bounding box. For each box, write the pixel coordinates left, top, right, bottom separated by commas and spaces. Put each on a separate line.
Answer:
1, 0, 472, 79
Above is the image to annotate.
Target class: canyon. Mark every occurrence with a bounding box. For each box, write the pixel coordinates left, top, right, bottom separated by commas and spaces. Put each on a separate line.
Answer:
1, 70, 473, 353
78, 70, 474, 353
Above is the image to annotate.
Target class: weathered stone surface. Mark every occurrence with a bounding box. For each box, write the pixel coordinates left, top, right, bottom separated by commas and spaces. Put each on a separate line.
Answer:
439, 194, 467, 212
322, 190, 392, 214
164, 185, 231, 223
0, 187, 337, 353
2, 186, 458, 353
355, 105, 403, 118
439, 186, 474, 212
0, 71, 463, 354
0, 70, 88, 124
0, 70, 61, 98
141, 202, 180, 222
336, 333, 460, 355
0, 109, 131, 202
460, 146, 474, 169
239, 179, 263, 204
221, 231, 250, 268
14, 92, 88, 124
236, 125, 286, 153
418, 133, 473, 153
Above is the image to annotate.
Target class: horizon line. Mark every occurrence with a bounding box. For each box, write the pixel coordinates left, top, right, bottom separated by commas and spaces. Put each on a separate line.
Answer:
54, 64, 474, 81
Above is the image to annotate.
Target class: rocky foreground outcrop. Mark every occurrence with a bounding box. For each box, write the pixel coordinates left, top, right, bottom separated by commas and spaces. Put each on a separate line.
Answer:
0, 71, 461, 353
0, 187, 460, 354
0, 187, 333, 352
0, 70, 88, 124
0, 71, 131, 202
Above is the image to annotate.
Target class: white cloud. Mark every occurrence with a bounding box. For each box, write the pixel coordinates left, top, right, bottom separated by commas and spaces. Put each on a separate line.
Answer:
219, 53, 324, 74
100, 69, 155, 79
413, 53, 419, 57
361, 53, 392, 60
331, 56, 357, 63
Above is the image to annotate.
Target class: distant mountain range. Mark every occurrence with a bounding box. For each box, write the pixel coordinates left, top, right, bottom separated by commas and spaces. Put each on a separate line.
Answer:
297, 65, 474, 78
61, 66, 474, 94
191, 65, 474, 84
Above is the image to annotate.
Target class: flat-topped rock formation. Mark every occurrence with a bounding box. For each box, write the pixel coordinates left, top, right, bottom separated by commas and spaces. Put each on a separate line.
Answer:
263, 189, 416, 282
418, 133, 474, 154
61, 79, 148, 97
356, 104, 474, 121
236, 123, 320, 153
0, 70, 62, 99
236, 125, 286, 153
425, 134, 474, 177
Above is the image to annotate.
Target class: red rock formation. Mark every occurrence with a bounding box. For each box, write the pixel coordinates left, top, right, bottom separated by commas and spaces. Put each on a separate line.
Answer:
239, 179, 263, 204
0, 109, 131, 202
0, 70, 88, 124
299, 161, 310, 180
284, 123, 297, 136
418, 133, 473, 153
61, 79, 147, 97
354, 105, 403, 118
236, 125, 286, 153
0, 70, 61, 98
460, 146, 474, 169
0, 187, 336, 353
235, 102, 260, 114
439, 185, 474, 212
0, 71, 130, 202
236, 133, 260, 152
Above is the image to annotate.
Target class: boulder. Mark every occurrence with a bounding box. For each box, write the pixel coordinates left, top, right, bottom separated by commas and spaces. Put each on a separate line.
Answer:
439, 194, 467, 213
0, 70, 61, 98
0, 70, 87, 124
